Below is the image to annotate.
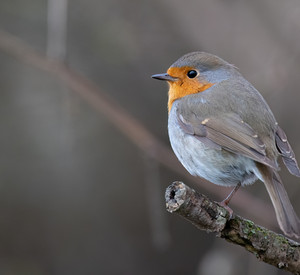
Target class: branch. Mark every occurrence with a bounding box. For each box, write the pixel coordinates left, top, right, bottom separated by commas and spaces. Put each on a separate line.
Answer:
165, 181, 300, 274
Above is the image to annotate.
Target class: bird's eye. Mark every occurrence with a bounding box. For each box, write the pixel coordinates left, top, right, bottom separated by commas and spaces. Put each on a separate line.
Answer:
187, 70, 198, 79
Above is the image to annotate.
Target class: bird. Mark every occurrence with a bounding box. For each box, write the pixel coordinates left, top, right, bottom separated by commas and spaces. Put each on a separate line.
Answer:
152, 52, 300, 238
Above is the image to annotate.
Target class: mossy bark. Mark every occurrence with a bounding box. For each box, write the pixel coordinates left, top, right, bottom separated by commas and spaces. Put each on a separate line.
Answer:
165, 181, 300, 274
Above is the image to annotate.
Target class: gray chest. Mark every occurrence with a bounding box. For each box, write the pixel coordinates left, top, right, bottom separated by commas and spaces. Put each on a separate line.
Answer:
168, 103, 259, 187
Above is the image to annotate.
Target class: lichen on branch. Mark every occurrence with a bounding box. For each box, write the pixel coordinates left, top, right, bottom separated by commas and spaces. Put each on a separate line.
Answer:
165, 181, 300, 274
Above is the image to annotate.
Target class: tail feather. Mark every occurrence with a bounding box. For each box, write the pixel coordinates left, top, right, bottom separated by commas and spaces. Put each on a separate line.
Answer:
259, 166, 300, 238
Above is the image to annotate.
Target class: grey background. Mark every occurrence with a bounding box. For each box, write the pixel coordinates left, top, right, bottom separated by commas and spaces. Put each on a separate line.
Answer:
0, 0, 300, 274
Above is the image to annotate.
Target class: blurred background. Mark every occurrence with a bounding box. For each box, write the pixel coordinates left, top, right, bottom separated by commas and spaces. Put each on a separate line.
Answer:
0, 0, 300, 274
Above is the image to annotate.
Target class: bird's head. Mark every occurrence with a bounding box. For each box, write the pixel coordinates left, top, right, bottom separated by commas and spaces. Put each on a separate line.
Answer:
152, 52, 236, 112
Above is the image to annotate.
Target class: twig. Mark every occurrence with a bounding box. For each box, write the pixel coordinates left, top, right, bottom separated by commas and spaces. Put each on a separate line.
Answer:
165, 181, 300, 274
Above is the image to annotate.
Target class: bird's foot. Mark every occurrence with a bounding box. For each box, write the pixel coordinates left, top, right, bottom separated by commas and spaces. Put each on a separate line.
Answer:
217, 200, 234, 219
217, 183, 241, 218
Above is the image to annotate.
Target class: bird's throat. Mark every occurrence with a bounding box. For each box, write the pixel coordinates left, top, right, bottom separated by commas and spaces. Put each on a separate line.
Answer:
167, 80, 214, 113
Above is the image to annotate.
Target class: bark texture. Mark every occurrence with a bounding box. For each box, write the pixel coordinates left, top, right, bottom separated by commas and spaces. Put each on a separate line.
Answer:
165, 181, 300, 274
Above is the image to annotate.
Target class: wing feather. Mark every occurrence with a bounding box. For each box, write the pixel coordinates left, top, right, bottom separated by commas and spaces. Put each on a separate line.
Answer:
276, 126, 300, 177
177, 111, 277, 169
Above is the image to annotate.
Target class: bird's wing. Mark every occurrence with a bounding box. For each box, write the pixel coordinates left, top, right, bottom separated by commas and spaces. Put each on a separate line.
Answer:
275, 126, 300, 177
176, 111, 278, 169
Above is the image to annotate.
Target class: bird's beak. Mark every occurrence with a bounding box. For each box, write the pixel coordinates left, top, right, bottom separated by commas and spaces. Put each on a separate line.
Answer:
151, 73, 177, 82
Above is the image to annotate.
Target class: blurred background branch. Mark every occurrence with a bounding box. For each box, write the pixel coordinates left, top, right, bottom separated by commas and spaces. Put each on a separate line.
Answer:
1, 1, 300, 274
0, 28, 276, 227
47, 0, 68, 60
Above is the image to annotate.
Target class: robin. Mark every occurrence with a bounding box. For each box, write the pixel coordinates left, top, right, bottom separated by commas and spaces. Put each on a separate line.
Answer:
152, 52, 300, 238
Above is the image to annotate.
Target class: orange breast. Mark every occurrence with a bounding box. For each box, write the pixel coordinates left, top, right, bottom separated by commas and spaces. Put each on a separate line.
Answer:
167, 67, 214, 112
